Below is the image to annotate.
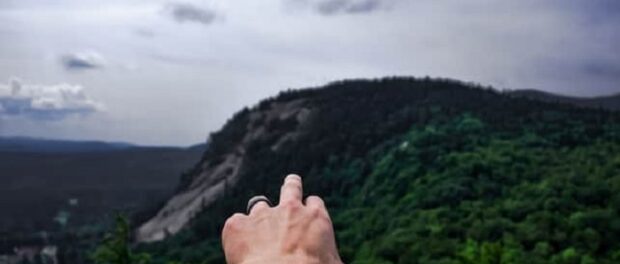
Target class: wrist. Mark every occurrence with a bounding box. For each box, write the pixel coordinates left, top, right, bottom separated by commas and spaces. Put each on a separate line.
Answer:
240, 254, 342, 264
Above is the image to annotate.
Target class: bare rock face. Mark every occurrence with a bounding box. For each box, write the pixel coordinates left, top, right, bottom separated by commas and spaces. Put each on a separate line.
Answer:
136, 99, 312, 242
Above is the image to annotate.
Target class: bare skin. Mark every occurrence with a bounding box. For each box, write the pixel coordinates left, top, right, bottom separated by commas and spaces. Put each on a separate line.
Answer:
221, 174, 343, 264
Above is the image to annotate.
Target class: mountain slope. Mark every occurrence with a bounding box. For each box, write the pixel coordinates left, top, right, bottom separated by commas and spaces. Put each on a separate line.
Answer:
137, 99, 312, 241
137, 77, 620, 264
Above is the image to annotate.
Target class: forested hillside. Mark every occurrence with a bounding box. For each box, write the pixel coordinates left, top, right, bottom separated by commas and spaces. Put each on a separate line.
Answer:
136, 77, 620, 264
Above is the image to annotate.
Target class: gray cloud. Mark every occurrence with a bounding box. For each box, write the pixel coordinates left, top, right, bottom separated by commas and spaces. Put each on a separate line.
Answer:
0, 78, 103, 120
582, 61, 620, 81
165, 3, 217, 25
61, 51, 105, 71
294, 0, 385, 15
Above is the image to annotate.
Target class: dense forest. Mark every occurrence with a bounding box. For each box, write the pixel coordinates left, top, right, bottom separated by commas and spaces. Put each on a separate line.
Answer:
115, 77, 620, 263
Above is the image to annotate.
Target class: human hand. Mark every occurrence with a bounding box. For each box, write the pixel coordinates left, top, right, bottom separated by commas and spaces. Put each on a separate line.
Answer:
221, 174, 343, 264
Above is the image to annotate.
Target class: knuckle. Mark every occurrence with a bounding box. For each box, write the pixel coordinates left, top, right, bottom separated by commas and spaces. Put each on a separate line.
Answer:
251, 205, 271, 216
252, 204, 268, 213
280, 199, 302, 210
307, 211, 332, 232
315, 211, 333, 225
315, 208, 332, 222
306, 195, 325, 205
223, 213, 245, 232
308, 206, 324, 218
307, 195, 321, 200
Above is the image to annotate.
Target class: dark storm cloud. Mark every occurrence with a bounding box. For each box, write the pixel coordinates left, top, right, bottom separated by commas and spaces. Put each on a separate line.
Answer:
61, 52, 105, 71
0, 78, 103, 120
165, 3, 217, 25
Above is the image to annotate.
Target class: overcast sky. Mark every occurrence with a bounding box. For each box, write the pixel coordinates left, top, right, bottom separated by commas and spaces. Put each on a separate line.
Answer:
0, 0, 618, 146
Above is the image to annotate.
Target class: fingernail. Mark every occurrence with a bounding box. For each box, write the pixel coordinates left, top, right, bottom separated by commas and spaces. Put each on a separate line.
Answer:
286, 174, 302, 181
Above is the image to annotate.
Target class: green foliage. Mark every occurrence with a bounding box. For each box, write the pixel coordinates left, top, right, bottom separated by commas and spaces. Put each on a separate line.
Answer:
332, 116, 620, 264
92, 215, 151, 264
457, 240, 504, 264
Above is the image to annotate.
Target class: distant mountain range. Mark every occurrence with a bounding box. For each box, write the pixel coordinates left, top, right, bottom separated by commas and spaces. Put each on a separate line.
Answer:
0, 138, 206, 233
0, 137, 135, 153
508, 89, 620, 111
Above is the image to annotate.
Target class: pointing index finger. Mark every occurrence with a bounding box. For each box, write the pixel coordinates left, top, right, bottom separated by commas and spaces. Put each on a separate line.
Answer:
279, 174, 303, 205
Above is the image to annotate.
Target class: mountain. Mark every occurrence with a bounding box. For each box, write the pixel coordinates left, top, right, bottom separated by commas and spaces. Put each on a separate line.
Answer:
0, 137, 135, 153
136, 77, 620, 264
0, 142, 206, 233
508, 89, 620, 111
